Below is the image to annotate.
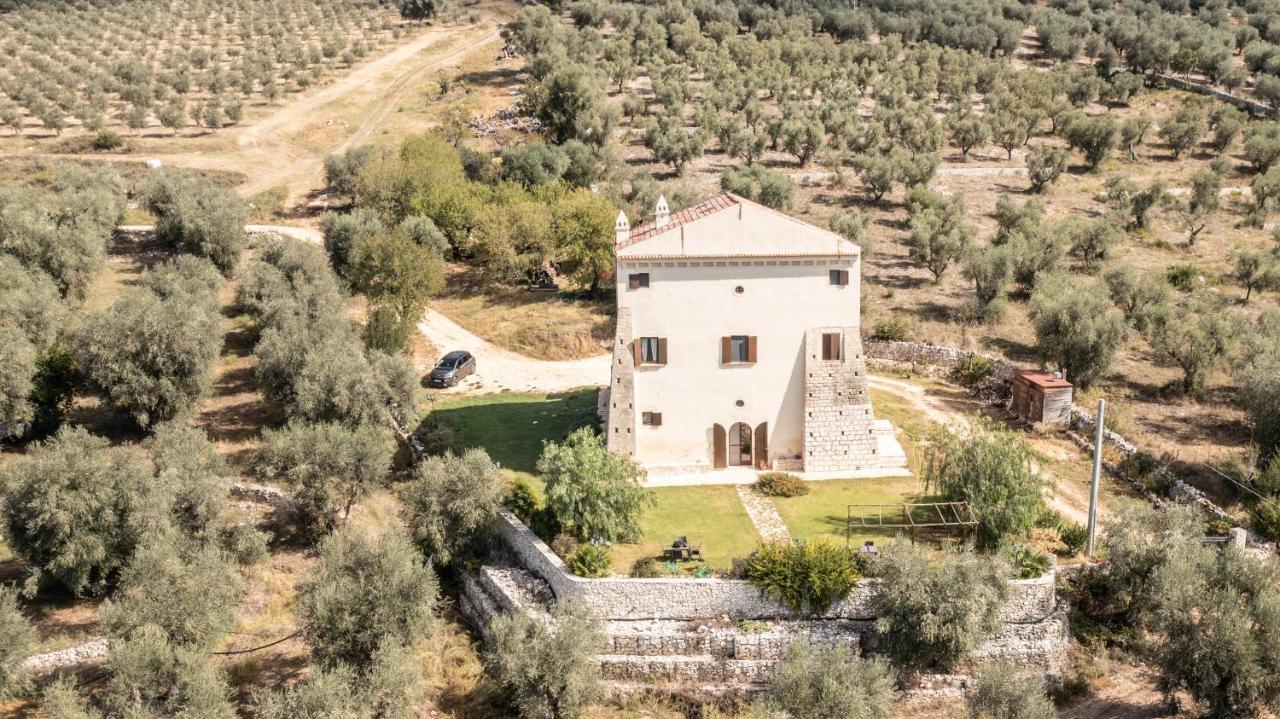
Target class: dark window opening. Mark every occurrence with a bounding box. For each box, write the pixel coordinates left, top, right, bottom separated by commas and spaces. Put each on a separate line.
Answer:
628, 273, 650, 289
642, 411, 663, 426
822, 332, 843, 361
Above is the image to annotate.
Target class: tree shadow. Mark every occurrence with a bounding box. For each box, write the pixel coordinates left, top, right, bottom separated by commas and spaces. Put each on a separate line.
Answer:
978, 335, 1039, 364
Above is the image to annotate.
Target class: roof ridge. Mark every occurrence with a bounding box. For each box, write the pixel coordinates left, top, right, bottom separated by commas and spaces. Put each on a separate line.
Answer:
617, 193, 740, 250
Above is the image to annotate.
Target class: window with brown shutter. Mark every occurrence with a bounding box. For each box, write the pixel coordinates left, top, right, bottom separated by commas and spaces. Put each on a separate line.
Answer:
747, 335, 758, 363
829, 269, 849, 286
636, 337, 665, 365
628, 273, 650, 289
642, 411, 662, 426
822, 332, 843, 361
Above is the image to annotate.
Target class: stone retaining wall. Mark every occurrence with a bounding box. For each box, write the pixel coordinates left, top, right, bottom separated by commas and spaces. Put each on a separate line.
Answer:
863, 340, 1018, 380
492, 510, 1057, 622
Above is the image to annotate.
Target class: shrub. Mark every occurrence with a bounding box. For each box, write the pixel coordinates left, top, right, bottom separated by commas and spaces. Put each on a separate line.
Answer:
871, 316, 911, 341
923, 416, 1045, 549
629, 557, 664, 578
0, 585, 35, 702
754, 472, 809, 497
565, 544, 611, 578
967, 662, 1057, 719
102, 626, 236, 719
300, 528, 439, 670
1083, 504, 1203, 622
1165, 263, 1198, 291
538, 427, 652, 543
400, 448, 504, 567
956, 354, 992, 386
485, 602, 605, 719
1009, 544, 1052, 579
871, 542, 1009, 672
743, 540, 861, 615
142, 174, 247, 275
93, 128, 124, 150
1251, 497, 1280, 540
768, 639, 895, 719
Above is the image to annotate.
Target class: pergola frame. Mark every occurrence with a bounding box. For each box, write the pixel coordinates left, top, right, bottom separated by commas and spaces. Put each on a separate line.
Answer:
845, 502, 978, 546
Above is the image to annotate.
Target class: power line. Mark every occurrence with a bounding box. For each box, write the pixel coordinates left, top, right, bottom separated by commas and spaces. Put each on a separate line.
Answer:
1201, 462, 1280, 513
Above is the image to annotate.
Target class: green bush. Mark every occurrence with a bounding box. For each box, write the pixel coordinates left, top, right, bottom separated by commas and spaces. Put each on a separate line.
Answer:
1055, 519, 1089, 556
956, 354, 992, 386
871, 316, 911, 341
1009, 544, 1052, 579
742, 540, 861, 615
1165, 263, 1199, 291
565, 544, 611, 578
1206, 518, 1233, 536
871, 542, 1009, 672
629, 557, 664, 578
1251, 497, 1280, 540
93, 129, 124, 150
967, 662, 1057, 719
754, 472, 809, 497
768, 639, 895, 719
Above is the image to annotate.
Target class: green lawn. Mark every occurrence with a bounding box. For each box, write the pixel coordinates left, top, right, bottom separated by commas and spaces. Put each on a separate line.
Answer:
421, 388, 598, 479
610, 485, 761, 576
774, 477, 933, 548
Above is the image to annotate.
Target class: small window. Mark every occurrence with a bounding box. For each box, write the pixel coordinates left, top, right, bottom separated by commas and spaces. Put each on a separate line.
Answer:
722, 335, 756, 363
822, 332, 843, 361
637, 337, 666, 365
642, 411, 663, 426
829, 269, 849, 286
628, 273, 650, 289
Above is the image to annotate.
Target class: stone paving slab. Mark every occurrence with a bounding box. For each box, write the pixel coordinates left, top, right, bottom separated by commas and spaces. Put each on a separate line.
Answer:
735, 485, 791, 543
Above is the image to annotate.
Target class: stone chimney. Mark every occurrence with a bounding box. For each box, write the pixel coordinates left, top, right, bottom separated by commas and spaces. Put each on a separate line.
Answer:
654, 194, 670, 227
615, 210, 629, 246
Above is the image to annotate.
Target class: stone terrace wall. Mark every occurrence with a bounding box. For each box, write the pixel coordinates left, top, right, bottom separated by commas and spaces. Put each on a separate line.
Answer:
863, 340, 1018, 381
493, 510, 1057, 622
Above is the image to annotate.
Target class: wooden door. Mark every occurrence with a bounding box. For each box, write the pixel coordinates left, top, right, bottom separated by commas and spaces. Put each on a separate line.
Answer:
754, 422, 769, 469
712, 423, 727, 469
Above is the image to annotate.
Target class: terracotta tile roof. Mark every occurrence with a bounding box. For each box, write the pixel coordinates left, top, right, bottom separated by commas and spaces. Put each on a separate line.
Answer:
617, 194, 740, 250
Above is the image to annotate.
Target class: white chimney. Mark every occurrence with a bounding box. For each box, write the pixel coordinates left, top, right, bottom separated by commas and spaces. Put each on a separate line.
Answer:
615, 210, 630, 246
654, 194, 670, 227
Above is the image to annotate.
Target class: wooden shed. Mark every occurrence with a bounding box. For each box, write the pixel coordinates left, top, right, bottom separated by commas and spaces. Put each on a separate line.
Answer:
1010, 370, 1073, 425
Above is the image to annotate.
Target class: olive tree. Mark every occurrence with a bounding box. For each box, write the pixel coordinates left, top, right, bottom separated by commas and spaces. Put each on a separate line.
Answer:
254, 421, 395, 541
967, 662, 1057, 719
485, 602, 605, 719
300, 528, 439, 670
73, 286, 221, 429
102, 625, 236, 719
0, 426, 159, 596
537, 427, 652, 543
1146, 292, 1240, 396
100, 536, 243, 649
1104, 265, 1169, 331
142, 174, 247, 275
908, 195, 973, 281
400, 448, 505, 567
1028, 274, 1128, 387
1144, 544, 1280, 718
768, 639, 895, 719
871, 542, 1009, 673
1026, 144, 1068, 193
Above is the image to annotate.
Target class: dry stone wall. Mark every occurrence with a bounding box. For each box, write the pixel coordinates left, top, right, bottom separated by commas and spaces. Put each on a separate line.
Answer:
492, 510, 1057, 623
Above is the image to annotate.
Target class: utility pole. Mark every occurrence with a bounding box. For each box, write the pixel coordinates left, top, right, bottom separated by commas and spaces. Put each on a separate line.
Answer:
1087, 399, 1106, 557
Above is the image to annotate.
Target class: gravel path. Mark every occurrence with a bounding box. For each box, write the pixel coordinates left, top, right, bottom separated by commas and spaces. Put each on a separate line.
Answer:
416, 308, 610, 394
736, 485, 792, 543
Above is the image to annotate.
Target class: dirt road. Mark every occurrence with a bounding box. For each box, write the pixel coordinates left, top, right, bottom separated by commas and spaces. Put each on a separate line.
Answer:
417, 309, 610, 394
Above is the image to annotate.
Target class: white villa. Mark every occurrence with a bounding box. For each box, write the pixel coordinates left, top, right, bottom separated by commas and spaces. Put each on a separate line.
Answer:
604, 193, 907, 481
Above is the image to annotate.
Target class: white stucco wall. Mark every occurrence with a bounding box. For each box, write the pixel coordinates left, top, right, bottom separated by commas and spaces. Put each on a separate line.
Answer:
616, 257, 861, 469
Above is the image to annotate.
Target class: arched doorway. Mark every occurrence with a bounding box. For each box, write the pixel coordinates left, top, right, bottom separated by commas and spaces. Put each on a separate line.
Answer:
728, 422, 753, 466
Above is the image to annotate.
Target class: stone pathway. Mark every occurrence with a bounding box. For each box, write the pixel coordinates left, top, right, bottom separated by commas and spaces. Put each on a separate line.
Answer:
735, 485, 792, 543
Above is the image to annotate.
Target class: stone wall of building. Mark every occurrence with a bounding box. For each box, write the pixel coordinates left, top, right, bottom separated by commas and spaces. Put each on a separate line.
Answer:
802, 328, 884, 473
605, 307, 636, 457
492, 510, 1057, 622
